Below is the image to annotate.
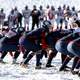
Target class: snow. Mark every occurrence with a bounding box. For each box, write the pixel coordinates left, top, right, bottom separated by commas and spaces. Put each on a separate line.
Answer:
0, 53, 79, 80
0, 0, 80, 80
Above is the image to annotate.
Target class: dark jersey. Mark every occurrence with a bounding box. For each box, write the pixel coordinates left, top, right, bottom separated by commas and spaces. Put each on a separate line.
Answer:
31, 9, 41, 21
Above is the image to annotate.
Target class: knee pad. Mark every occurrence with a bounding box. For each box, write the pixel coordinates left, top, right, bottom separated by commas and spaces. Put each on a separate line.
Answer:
55, 40, 67, 54
67, 41, 80, 57
55, 40, 62, 52
55, 40, 74, 57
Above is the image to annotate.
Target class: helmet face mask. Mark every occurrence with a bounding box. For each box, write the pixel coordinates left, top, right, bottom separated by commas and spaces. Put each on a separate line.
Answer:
17, 27, 25, 33
43, 20, 52, 32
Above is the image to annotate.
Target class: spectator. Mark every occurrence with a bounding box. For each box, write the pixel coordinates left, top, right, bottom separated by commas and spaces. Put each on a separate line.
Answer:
0, 8, 6, 30
31, 5, 41, 30
22, 5, 31, 31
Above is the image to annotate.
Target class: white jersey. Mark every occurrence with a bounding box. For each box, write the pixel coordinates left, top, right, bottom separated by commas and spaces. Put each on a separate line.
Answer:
56, 9, 64, 19
71, 11, 77, 16
8, 13, 15, 22
0, 12, 5, 25
14, 10, 19, 24
14, 10, 19, 18
44, 8, 50, 20
22, 9, 31, 29
48, 9, 56, 20
22, 9, 31, 19
39, 9, 45, 20
71, 10, 78, 20
8, 13, 15, 28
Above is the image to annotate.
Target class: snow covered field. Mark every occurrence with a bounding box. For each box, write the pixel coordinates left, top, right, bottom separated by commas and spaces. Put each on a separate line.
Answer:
0, 0, 80, 80
0, 53, 80, 80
